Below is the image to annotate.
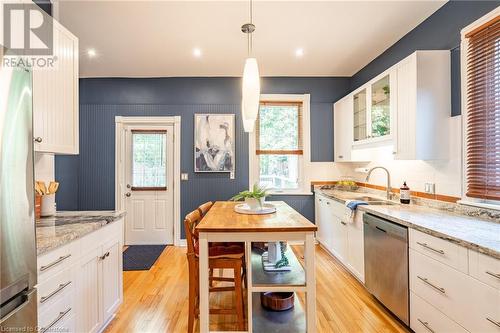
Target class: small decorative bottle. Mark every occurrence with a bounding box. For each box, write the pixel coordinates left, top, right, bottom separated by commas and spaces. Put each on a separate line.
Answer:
400, 181, 411, 204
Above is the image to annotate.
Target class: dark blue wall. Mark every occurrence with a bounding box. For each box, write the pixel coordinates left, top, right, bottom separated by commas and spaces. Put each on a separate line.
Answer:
55, 77, 350, 236
350, 1, 499, 117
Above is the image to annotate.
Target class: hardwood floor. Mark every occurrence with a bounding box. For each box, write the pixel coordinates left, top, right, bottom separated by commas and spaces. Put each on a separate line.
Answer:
105, 245, 408, 332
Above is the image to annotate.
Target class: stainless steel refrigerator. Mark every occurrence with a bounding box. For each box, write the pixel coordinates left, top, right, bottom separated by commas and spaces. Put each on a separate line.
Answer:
0, 63, 38, 329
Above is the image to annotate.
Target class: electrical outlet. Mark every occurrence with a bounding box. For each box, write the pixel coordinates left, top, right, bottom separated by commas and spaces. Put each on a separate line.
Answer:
230, 172, 235, 179
424, 182, 435, 194
181, 173, 189, 181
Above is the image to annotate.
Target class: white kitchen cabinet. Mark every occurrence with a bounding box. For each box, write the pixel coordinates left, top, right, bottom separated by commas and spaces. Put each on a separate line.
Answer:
33, 19, 79, 154
351, 69, 397, 146
394, 51, 450, 160
77, 247, 102, 333
334, 95, 353, 162
315, 194, 364, 282
101, 238, 123, 322
346, 211, 365, 282
409, 230, 500, 333
38, 219, 123, 333
333, 50, 450, 161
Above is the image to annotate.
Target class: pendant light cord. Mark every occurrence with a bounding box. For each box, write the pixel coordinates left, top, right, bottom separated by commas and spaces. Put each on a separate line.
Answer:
248, 0, 253, 56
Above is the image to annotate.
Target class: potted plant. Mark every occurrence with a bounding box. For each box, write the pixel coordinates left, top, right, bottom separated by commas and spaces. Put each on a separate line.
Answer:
230, 183, 269, 210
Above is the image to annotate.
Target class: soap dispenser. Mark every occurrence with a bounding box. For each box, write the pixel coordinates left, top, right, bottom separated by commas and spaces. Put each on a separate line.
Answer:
400, 182, 410, 204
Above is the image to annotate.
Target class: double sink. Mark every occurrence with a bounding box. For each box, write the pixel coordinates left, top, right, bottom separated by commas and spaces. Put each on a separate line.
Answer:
349, 195, 398, 206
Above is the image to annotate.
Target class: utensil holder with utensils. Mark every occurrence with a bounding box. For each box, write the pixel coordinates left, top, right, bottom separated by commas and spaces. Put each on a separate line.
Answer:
35, 181, 59, 218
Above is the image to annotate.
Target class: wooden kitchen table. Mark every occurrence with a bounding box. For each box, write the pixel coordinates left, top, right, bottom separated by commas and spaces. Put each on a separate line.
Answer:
195, 201, 318, 333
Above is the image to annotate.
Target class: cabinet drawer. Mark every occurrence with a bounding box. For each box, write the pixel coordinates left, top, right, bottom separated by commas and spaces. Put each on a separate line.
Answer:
38, 288, 74, 333
410, 291, 468, 333
469, 250, 500, 291
410, 249, 469, 322
38, 266, 74, 312
410, 249, 500, 333
409, 229, 468, 273
38, 240, 80, 282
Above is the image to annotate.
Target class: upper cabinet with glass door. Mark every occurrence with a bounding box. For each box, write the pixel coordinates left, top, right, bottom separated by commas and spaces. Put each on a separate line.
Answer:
353, 89, 367, 142
352, 71, 396, 145
370, 75, 391, 139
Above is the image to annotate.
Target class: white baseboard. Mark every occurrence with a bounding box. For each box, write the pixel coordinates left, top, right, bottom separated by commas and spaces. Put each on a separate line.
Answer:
176, 239, 187, 247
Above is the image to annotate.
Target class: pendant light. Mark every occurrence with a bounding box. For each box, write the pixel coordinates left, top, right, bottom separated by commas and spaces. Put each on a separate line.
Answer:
241, 0, 260, 133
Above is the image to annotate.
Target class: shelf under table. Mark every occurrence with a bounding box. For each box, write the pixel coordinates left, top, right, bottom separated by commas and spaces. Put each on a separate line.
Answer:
251, 246, 306, 287
252, 292, 306, 333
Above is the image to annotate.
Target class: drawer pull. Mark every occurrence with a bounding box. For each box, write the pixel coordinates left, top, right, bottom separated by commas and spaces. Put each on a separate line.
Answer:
485, 271, 500, 280
417, 319, 435, 333
416, 242, 444, 255
487, 317, 500, 328
40, 254, 71, 272
99, 251, 110, 261
341, 221, 347, 226
40, 281, 72, 304
40, 307, 71, 333
417, 276, 446, 294
326, 202, 330, 205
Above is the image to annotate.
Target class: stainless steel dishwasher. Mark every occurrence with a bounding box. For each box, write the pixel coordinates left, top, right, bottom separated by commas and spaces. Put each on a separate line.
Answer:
363, 213, 409, 325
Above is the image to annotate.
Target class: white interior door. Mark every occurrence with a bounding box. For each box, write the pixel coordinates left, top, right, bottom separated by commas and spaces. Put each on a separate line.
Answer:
123, 126, 174, 245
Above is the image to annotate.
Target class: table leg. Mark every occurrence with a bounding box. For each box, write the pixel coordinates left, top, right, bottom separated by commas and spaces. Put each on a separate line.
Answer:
245, 241, 253, 332
305, 232, 317, 332
199, 233, 209, 333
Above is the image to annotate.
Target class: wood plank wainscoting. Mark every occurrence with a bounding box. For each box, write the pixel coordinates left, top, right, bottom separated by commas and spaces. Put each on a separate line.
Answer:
104, 245, 408, 332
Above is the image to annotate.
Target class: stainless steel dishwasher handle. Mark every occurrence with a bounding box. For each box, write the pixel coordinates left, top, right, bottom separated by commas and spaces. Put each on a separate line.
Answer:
40, 254, 71, 272
417, 319, 435, 333
416, 242, 445, 255
417, 276, 446, 294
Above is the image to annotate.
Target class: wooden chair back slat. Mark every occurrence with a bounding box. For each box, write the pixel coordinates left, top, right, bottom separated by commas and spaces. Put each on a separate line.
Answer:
197, 201, 213, 217
184, 209, 202, 254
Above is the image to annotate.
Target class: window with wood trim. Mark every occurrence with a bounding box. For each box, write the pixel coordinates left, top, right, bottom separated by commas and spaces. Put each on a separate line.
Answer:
255, 101, 303, 190
465, 15, 500, 202
131, 130, 167, 191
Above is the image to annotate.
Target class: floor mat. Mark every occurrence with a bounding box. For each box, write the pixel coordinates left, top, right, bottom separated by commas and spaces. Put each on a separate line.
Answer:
123, 245, 167, 271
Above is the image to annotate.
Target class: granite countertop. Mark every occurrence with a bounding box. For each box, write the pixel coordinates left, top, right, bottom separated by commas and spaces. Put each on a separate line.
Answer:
315, 189, 500, 259
36, 211, 126, 255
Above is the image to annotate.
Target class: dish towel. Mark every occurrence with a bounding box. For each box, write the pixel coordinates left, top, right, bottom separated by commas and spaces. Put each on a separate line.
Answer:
344, 200, 368, 222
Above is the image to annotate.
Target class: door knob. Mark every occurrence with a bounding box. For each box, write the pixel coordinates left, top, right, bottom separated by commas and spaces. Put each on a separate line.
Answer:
126, 184, 131, 189
34, 137, 43, 143
125, 192, 131, 197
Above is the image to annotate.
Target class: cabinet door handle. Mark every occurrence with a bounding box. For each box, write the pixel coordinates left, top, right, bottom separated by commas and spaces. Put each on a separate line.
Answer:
319, 199, 322, 202
326, 202, 330, 205
40, 281, 72, 303
486, 317, 500, 328
417, 276, 446, 294
485, 271, 500, 280
341, 221, 347, 226
416, 242, 445, 255
375, 226, 386, 233
338, 155, 344, 159
40, 254, 71, 272
34, 137, 43, 143
417, 319, 435, 333
40, 307, 71, 333
99, 251, 110, 261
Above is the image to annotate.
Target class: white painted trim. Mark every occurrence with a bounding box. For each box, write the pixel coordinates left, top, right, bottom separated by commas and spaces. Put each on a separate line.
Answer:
115, 116, 183, 246
249, 94, 311, 194
460, 8, 500, 208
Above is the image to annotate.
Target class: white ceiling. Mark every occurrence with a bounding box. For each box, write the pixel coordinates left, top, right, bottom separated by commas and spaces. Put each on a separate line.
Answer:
57, 0, 446, 77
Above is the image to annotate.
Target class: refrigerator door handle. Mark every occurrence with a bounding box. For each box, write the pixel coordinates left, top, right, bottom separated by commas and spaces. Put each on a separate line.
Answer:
0, 288, 35, 324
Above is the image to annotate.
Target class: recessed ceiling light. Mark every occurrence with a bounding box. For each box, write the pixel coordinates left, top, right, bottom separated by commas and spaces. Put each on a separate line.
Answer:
87, 48, 97, 58
193, 48, 202, 58
295, 48, 304, 57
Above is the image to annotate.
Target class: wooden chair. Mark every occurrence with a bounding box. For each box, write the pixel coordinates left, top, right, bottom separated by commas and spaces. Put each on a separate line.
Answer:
184, 209, 245, 332
197, 201, 213, 217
